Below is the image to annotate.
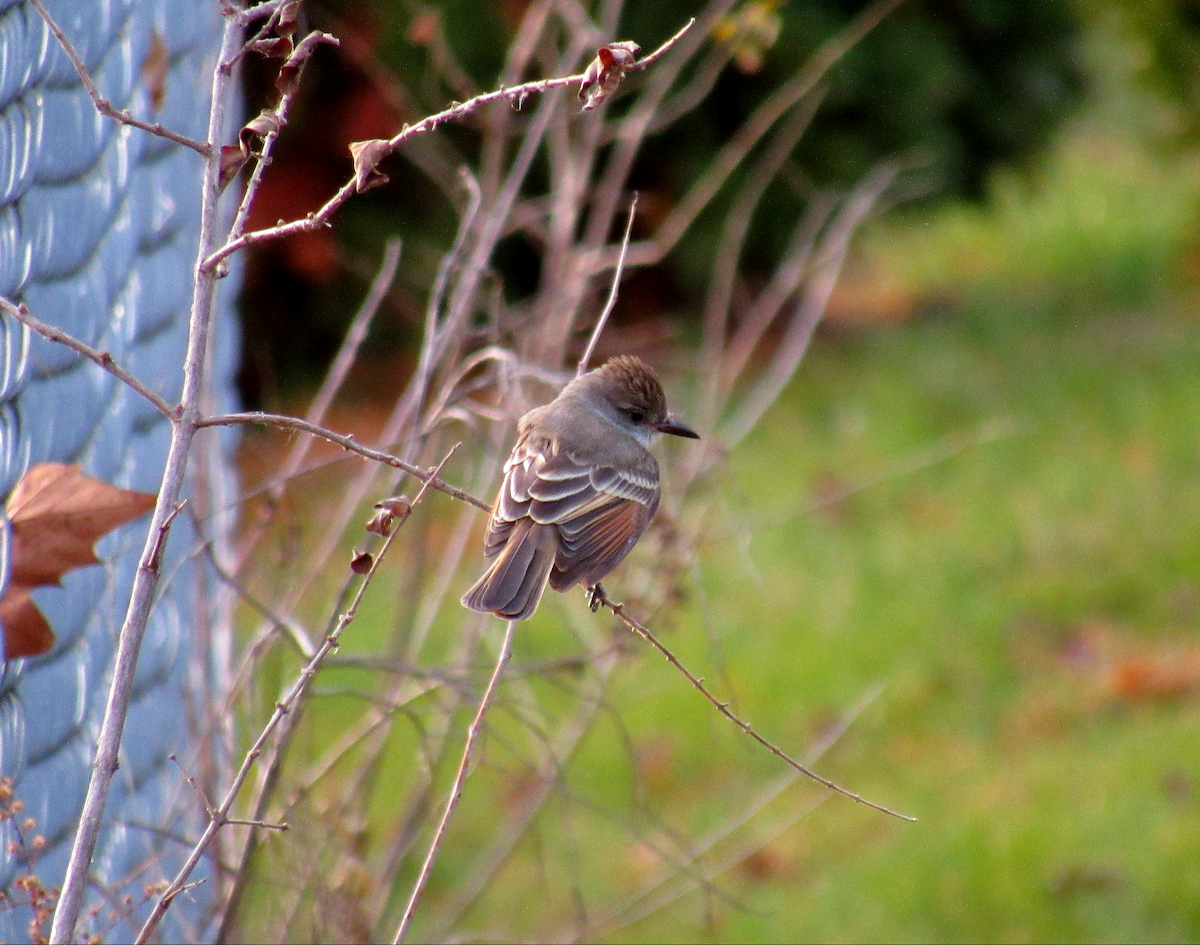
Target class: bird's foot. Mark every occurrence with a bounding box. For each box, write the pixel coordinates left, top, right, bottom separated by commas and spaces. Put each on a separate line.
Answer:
585, 583, 606, 612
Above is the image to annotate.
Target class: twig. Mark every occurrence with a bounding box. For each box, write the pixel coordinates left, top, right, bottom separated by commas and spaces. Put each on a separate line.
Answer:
26, 0, 210, 156
196, 411, 489, 510
576, 194, 638, 377
222, 30, 340, 263
229, 0, 295, 25
391, 618, 517, 945
0, 298, 178, 421
201, 20, 696, 271
136, 446, 462, 944
591, 587, 914, 822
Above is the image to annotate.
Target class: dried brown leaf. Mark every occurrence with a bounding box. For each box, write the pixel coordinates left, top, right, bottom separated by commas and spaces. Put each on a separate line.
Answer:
349, 139, 392, 193
276, 61, 301, 96
249, 36, 293, 59
0, 591, 54, 661
219, 144, 249, 192
2, 464, 156, 659
240, 109, 283, 154
578, 41, 640, 110
366, 495, 411, 536
141, 29, 169, 112
277, 0, 301, 37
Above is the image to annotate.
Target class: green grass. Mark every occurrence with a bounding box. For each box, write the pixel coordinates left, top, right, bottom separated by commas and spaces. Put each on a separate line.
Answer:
633, 307, 1200, 943
319, 296, 1200, 944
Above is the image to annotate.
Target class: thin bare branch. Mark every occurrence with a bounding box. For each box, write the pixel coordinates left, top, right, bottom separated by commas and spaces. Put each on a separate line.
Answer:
591, 586, 914, 822
26, 0, 210, 155
392, 618, 516, 945
223, 30, 341, 264
197, 411, 489, 510
576, 194, 638, 377
201, 20, 695, 271
0, 298, 177, 422
47, 10, 248, 940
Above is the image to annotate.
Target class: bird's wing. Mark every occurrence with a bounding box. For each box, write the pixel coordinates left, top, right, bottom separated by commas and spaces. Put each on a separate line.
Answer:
484, 434, 661, 589
530, 448, 660, 591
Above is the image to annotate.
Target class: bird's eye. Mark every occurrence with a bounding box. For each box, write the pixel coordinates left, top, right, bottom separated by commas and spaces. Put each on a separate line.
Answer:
628, 409, 645, 423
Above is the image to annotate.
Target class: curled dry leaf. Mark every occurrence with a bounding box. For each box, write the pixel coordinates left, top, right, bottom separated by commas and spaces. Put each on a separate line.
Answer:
277, 0, 301, 38
219, 144, 249, 192
349, 139, 392, 193
240, 109, 283, 154
578, 41, 641, 111
248, 35, 293, 59
276, 60, 301, 97
141, 29, 169, 112
222, 108, 283, 193
0, 464, 156, 660
366, 495, 412, 536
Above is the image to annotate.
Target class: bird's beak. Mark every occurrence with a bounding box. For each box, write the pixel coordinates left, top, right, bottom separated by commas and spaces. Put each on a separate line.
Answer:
656, 415, 700, 439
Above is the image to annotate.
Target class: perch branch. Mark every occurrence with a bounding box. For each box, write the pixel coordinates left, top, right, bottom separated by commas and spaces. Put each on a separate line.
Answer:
590, 587, 914, 821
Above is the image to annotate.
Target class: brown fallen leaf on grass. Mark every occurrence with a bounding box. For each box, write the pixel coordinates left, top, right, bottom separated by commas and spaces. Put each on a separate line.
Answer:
0, 464, 156, 660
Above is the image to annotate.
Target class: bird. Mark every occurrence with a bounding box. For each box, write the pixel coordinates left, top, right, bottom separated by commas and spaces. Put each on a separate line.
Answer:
462, 355, 699, 621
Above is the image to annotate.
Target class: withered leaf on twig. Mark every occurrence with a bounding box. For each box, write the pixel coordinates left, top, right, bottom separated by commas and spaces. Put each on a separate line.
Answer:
239, 109, 283, 155
219, 144, 249, 192
578, 41, 640, 111
248, 35, 293, 59
277, 0, 301, 38
366, 495, 412, 536
0, 464, 156, 660
349, 139, 392, 193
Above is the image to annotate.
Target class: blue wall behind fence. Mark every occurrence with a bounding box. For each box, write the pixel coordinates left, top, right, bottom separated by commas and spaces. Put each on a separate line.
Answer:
0, 0, 238, 940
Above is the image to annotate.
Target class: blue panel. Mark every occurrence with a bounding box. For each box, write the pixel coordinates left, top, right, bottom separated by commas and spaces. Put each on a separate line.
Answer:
19, 357, 117, 464
0, 685, 27, 782
23, 127, 131, 280
0, 2, 234, 939
14, 642, 86, 764
13, 735, 91, 846
32, 84, 108, 183
0, 94, 38, 203
19, 265, 108, 376
120, 678, 184, 789
0, 308, 28, 402
0, 201, 32, 296
0, 402, 28, 498
39, 0, 126, 84
0, 6, 50, 112
25, 564, 106, 655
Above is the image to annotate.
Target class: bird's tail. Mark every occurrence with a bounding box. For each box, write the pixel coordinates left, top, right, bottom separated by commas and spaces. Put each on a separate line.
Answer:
461, 519, 557, 621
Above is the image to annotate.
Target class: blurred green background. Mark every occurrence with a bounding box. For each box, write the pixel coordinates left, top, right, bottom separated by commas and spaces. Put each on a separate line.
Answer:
237, 0, 1200, 941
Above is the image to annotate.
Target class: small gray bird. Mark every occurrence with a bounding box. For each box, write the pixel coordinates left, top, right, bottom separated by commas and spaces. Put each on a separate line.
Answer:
462, 355, 699, 621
